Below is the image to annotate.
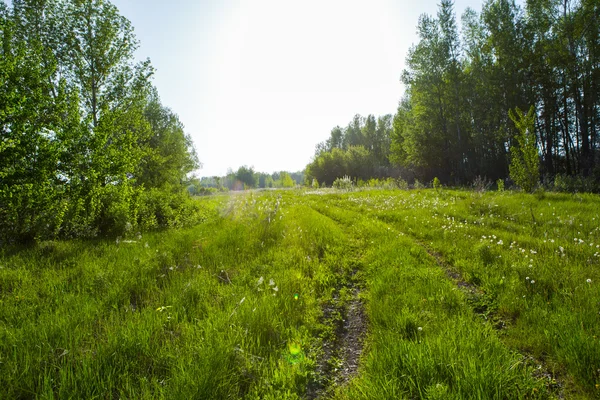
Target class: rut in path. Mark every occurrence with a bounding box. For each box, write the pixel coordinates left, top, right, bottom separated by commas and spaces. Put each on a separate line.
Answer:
306, 270, 367, 399
413, 237, 567, 399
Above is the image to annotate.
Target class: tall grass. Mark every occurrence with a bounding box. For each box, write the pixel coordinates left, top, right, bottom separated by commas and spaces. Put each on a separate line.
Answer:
1, 189, 598, 398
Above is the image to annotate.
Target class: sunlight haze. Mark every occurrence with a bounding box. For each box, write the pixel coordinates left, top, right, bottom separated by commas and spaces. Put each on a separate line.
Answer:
112, 0, 486, 177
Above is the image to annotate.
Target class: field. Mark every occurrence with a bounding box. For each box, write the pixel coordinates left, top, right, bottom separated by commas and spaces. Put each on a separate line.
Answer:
1, 188, 599, 399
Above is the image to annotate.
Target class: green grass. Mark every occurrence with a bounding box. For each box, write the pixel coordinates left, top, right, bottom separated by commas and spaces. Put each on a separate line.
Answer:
1, 189, 599, 398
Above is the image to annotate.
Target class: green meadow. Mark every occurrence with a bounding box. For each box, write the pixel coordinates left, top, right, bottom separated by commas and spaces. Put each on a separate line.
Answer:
1, 188, 599, 399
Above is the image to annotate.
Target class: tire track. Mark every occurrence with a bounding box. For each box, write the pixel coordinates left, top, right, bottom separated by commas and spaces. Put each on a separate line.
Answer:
305, 206, 368, 399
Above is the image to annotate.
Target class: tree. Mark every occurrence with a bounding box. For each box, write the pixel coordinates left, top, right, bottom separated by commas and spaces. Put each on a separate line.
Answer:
0, 0, 201, 241
139, 89, 199, 189
509, 106, 540, 192
235, 166, 257, 189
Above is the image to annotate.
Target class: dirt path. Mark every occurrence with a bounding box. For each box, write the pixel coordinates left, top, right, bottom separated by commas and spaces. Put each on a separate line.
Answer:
306, 271, 367, 399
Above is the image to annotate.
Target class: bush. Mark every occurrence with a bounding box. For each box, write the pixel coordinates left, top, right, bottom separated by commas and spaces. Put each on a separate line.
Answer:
509, 106, 540, 192
396, 178, 409, 190
497, 179, 505, 192
333, 175, 354, 191
432, 177, 441, 190
413, 179, 424, 189
553, 174, 600, 194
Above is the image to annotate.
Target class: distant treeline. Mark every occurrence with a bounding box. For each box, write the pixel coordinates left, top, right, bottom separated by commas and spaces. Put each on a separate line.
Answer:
0, 0, 199, 242
308, 0, 600, 190
305, 114, 397, 187
193, 167, 304, 193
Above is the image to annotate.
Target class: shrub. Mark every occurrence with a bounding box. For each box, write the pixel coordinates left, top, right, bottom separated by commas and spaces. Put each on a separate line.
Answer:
413, 179, 424, 189
333, 175, 354, 191
432, 177, 441, 190
509, 106, 540, 192
396, 178, 409, 190
497, 179, 505, 192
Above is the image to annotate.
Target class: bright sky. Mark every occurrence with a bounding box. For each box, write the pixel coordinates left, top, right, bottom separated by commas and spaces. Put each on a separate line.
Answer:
112, 0, 487, 177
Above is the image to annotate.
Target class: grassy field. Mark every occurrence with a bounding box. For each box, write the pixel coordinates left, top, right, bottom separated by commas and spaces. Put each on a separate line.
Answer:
1, 188, 599, 399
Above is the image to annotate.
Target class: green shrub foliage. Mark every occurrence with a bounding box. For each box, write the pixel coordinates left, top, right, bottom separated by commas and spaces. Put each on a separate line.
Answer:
509, 107, 540, 193
0, 1, 199, 243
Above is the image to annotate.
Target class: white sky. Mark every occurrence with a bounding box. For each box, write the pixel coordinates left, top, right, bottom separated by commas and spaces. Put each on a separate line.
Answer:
112, 0, 488, 177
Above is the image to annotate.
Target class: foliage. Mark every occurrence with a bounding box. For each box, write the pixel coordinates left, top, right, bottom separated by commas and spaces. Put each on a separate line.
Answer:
509, 106, 539, 193
332, 175, 354, 191
389, 0, 600, 185
235, 165, 258, 189
279, 171, 295, 188
306, 114, 394, 186
0, 0, 200, 242
496, 179, 505, 192
432, 177, 441, 190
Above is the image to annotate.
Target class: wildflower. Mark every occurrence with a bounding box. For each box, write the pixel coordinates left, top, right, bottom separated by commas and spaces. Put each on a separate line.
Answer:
587, 279, 592, 284
530, 280, 535, 284
269, 278, 275, 286
526, 277, 530, 280
497, 240, 503, 245
417, 327, 423, 331
257, 276, 264, 286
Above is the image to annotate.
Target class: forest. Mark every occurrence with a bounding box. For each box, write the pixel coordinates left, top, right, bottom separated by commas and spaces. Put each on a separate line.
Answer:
0, 0, 200, 242
306, 0, 600, 190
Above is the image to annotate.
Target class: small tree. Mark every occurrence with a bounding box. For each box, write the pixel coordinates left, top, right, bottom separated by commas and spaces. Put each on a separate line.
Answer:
509, 106, 539, 192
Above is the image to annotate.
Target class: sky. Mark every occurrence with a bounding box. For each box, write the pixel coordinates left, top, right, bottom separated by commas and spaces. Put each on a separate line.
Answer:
111, 0, 487, 178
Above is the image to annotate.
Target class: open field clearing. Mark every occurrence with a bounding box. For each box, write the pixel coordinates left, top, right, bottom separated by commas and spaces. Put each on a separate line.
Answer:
1, 189, 599, 399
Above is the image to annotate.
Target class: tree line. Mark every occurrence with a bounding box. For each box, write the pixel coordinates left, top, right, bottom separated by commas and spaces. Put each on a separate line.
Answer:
307, 0, 599, 190
0, 0, 199, 242
193, 167, 304, 193
393, 0, 599, 186
305, 114, 396, 186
